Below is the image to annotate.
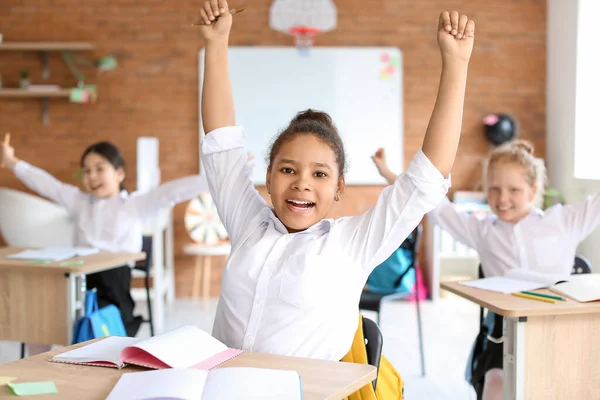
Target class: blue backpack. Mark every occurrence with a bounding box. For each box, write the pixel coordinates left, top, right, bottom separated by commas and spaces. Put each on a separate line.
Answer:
366, 247, 415, 293
72, 290, 127, 344
366, 228, 419, 294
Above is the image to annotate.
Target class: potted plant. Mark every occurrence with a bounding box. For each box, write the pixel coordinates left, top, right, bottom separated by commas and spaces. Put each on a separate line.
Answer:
19, 70, 30, 89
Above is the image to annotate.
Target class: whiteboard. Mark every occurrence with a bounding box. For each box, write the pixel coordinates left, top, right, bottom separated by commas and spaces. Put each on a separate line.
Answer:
199, 47, 403, 185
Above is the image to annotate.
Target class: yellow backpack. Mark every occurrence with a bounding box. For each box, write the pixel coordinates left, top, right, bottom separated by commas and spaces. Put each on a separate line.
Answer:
341, 315, 404, 400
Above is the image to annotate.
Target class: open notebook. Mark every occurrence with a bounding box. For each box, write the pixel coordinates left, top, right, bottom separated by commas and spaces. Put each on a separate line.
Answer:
50, 325, 243, 370
106, 368, 303, 400
550, 274, 600, 302
460, 270, 600, 301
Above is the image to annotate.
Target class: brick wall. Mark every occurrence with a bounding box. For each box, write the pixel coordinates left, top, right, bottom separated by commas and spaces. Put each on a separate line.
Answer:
0, 0, 546, 297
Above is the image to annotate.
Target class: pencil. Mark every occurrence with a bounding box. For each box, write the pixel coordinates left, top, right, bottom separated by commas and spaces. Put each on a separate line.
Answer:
512, 292, 556, 304
192, 7, 246, 26
521, 291, 566, 301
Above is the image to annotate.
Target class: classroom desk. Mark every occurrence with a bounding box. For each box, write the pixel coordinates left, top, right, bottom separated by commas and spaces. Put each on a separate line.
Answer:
0, 340, 377, 400
441, 281, 600, 400
0, 247, 145, 346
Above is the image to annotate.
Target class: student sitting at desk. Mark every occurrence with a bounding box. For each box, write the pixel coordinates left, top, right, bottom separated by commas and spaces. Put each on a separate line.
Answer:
199, 0, 473, 365
373, 139, 600, 400
2, 139, 204, 341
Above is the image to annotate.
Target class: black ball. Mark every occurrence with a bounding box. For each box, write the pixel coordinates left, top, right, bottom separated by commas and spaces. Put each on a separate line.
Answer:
483, 114, 517, 146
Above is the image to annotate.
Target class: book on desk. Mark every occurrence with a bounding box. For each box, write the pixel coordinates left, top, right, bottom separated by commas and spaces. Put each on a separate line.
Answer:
460, 269, 600, 302
105, 367, 303, 400
51, 325, 243, 370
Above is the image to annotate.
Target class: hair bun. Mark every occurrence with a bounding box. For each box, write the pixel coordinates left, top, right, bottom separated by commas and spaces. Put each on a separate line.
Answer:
510, 139, 534, 155
291, 109, 335, 129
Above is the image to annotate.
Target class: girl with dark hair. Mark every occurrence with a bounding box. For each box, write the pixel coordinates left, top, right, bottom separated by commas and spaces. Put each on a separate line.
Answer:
2, 139, 204, 338
198, 0, 475, 365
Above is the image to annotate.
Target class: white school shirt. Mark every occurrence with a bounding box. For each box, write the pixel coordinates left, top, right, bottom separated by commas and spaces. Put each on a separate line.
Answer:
13, 161, 204, 253
429, 195, 600, 278
202, 126, 450, 361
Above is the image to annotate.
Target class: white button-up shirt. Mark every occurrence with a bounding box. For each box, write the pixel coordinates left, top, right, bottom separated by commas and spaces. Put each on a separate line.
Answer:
202, 126, 450, 361
429, 196, 600, 278
14, 161, 204, 253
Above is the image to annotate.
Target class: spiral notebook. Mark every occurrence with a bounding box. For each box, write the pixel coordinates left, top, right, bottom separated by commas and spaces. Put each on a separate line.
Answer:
50, 325, 243, 370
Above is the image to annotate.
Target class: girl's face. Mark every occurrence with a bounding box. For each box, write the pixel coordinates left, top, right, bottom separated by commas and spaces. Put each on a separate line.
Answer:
487, 163, 537, 224
266, 134, 345, 233
81, 152, 125, 198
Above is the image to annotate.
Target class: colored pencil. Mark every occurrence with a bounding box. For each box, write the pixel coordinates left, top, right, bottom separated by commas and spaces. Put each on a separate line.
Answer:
521, 291, 566, 301
512, 292, 556, 304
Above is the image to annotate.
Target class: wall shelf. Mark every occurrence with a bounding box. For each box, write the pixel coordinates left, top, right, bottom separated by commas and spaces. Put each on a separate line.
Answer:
0, 42, 94, 51
0, 42, 94, 124
0, 89, 71, 98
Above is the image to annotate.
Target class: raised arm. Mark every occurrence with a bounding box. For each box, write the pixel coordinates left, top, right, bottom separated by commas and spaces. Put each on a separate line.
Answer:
372, 148, 398, 185
421, 11, 474, 177
561, 192, 600, 242
197, 1, 268, 245
330, 11, 475, 273
428, 197, 483, 250
199, 0, 235, 133
127, 175, 206, 220
2, 142, 82, 214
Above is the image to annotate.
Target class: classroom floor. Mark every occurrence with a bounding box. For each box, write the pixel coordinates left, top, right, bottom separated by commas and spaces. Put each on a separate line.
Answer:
0, 297, 479, 399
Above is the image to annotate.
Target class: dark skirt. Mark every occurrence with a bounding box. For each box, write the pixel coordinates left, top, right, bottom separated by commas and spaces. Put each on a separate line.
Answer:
86, 265, 142, 337
470, 312, 504, 400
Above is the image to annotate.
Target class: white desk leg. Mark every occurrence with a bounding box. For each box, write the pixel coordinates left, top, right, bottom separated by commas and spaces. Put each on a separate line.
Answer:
165, 208, 175, 304
66, 273, 87, 345
152, 231, 165, 333
503, 317, 526, 400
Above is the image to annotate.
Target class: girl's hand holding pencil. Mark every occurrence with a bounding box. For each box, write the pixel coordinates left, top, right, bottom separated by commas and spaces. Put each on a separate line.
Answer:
193, 6, 244, 26
195, 0, 235, 41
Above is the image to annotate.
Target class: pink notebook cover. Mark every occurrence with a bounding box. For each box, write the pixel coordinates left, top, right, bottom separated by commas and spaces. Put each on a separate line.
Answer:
121, 346, 244, 370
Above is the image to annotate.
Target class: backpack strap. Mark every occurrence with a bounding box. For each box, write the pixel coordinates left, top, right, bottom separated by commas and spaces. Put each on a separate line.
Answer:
85, 289, 99, 315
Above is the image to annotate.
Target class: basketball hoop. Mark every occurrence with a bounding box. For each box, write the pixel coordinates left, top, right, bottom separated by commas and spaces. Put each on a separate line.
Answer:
269, 0, 337, 54
290, 26, 321, 55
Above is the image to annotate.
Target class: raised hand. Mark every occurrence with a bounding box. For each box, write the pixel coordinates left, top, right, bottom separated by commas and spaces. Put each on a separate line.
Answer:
437, 11, 475, 63
197, 0, 232, 43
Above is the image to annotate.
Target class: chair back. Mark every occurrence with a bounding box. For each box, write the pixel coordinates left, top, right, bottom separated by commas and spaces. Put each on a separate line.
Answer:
362, 316, 383, 390
0, 187, 74, 247
572, 255, 592, 275
135, 236, 153, 272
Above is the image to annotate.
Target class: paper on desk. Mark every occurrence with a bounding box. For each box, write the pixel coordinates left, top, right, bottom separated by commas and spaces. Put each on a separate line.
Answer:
0, 376, 17, 385
7, 381, 57, 396
459, 277, 548, 294
6, 247, 99, 262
